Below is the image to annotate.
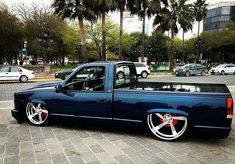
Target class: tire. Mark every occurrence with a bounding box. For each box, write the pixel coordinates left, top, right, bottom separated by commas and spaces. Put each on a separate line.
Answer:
141, 71, 148, 78
185, 71, 190, 77
201, 70, 206, 76
116, 71, 125, 79
221, 70, 225, 75
147, 113, 188, 141
26, 102, 49, 126
20, 75, 28, 83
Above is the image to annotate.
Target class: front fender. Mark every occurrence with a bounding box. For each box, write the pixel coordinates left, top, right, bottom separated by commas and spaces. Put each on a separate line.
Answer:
28, 99, 47, 106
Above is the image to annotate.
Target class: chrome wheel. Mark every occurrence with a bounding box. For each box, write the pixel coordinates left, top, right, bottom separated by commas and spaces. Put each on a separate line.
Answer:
221, 70, 225, 75
185, 71, 190, 77
147, 113, 188, 141
26, 102, 48, 125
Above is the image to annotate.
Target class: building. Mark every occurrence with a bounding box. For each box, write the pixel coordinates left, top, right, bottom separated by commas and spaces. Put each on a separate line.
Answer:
204, 1, 235, 32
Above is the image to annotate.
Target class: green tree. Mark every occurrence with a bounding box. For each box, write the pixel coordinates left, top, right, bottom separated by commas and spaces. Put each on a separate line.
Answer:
0, 4, 23, 64
153, 0, 194, 70
52, 0, 97, 63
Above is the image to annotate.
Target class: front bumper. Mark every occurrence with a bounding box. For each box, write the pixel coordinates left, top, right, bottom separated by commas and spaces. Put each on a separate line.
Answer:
11, 109, 23, 123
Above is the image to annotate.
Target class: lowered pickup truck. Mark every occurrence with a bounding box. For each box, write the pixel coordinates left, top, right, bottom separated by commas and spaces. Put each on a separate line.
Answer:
12, 61, 233, 141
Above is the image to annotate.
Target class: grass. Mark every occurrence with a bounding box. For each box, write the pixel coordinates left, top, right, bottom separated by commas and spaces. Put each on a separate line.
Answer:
50, 65, 77, 71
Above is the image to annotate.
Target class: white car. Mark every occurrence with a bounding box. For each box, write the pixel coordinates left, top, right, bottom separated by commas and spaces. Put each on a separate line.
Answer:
0, 66, 35, 82
210, 64, 235, 75
134, 62, 151, 78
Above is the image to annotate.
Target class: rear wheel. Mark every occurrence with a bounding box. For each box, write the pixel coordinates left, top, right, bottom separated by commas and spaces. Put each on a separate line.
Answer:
26, 102, 49, 126
20, 75, 28, 83
147, 113, 188, 141
141, 71, 148, 78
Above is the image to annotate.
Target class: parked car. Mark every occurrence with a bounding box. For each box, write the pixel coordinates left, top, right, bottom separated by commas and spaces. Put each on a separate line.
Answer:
12, 61, 233, 141
210, 64, 235, 75
174, 64, 207, 76
0, 65, 35, 82
134, 62, 151, 78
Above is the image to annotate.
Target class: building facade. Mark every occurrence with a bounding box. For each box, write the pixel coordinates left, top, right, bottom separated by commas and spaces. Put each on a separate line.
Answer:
204, 2, 235, 32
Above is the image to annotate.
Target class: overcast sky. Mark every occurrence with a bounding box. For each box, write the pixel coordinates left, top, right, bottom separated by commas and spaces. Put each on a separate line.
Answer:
1, 0, 234, 7
1, 0, 234, 39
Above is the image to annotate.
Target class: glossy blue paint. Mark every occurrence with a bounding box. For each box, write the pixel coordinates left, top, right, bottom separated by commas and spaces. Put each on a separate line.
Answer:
11, 61, 233, 138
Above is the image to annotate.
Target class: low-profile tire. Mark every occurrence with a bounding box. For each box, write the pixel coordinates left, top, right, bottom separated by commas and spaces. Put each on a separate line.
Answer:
185, 71, 190, 77
26, 102, 49, 126
141, 71, 148, 78
147, 113, 188, 141
20, 75, 28, 83
201, 70, 206, 76
221, 70, 225, 75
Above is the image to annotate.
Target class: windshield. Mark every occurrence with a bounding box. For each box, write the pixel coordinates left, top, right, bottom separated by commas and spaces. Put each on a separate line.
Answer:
182, 64, 191, 69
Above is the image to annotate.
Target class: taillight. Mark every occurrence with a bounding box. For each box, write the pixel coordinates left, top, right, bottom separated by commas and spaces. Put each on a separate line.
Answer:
227, 98, 233, 119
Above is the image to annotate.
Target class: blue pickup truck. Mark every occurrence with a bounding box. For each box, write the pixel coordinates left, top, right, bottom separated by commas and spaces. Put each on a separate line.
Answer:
12, 61, 233, 141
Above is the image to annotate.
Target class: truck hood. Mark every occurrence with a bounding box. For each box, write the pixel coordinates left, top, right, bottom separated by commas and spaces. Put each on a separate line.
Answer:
30, 81, 62, 89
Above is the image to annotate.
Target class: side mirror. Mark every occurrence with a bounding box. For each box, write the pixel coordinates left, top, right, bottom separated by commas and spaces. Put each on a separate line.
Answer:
56, 84, 65, 93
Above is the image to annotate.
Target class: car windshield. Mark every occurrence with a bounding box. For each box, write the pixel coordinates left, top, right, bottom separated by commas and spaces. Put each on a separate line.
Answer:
182, 64, 191, 69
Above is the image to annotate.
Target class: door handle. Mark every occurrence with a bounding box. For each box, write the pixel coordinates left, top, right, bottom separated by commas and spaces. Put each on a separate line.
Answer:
97, 99, 107, 103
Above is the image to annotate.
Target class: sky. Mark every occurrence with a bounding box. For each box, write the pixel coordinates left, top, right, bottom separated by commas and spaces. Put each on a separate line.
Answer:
1, 0, 235, 39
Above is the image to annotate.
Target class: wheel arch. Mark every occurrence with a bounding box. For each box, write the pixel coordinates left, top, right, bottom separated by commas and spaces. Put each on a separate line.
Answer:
146, 108, 190, 117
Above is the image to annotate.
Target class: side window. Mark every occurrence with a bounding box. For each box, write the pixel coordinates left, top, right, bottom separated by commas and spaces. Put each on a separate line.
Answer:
0, 66, 10, 72
66, 66, 105, 91
115, 64, 137, 88
10, 67, 22, 72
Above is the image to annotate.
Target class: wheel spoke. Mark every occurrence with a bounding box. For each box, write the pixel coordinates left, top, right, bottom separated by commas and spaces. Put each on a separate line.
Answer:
41, 109, 48, 114
172, 116, 186, 121
155, 113, 163, 119
153, 122, 166, 132
38, 113, 43, 122
170, 123, 177, 136
37, 103, 41, 109
29, 113, 38, 120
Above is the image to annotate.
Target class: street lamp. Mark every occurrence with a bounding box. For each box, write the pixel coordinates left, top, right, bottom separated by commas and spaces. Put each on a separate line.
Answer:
38, 31, 53, 64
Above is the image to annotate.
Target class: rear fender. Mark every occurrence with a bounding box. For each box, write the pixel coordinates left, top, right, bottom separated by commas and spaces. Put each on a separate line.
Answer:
147, 108, 189, 117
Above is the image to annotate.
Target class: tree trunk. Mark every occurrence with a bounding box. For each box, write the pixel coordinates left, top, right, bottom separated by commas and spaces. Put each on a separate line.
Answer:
141, 10, 146, 63
101, 0, 106, 61
169, 29, 175, 71
197, 21, 200, 61
78, 16, 87, 63
119, 7, 123, 61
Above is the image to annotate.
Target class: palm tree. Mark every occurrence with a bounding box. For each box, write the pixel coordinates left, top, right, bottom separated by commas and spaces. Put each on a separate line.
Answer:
153, 0, 194, 71
127, 0, 163, 63
52, 0, 96, 63
91, 0, 117, 61
194, 0, 208, 38
117, 0, 126, 61
193, 0, 208, 61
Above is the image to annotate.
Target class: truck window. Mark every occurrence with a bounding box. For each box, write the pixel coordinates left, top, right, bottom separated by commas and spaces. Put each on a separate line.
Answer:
66, 66, 105, 91
115, 64, 137, 88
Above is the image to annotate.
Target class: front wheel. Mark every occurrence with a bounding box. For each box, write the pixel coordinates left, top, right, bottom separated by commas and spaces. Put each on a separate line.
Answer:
201, 70, 206, 76
26, 102, 49, 126
20, 75, 28, 83
185, 71, 190, 77
147, 113, 188, 141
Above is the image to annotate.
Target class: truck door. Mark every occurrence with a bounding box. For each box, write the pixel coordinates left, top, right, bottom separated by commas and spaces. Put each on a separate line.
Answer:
53, 65, 112, 119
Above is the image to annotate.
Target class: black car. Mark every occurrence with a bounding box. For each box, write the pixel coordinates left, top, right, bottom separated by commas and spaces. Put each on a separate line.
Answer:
174, 64, 207, 76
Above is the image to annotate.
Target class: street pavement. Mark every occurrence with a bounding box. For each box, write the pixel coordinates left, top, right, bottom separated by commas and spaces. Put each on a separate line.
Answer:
0, 75, 235, 164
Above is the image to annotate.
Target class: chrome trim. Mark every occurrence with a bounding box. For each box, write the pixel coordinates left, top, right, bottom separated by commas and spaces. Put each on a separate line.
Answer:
113, 118, 143, 123
50, 113, 112, 120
